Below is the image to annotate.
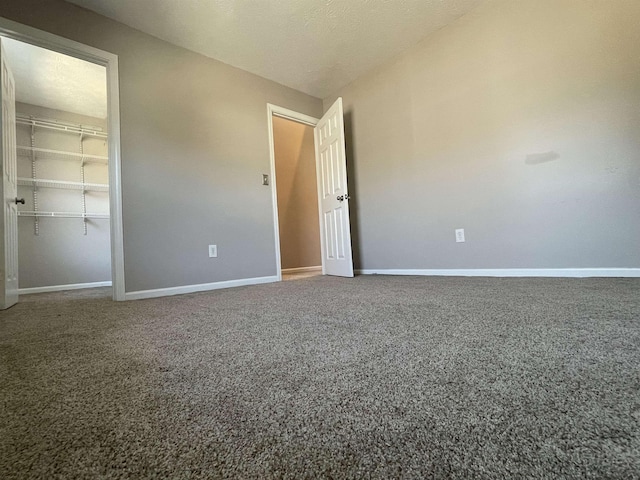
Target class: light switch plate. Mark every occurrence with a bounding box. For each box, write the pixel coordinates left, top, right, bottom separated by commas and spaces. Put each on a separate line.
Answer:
262, 174, 269, 186
455, 229, 465, 243
208, 245, 218, 258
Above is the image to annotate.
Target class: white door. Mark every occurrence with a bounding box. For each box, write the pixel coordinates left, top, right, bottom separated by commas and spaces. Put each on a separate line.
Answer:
0, 39, 19, 309
314, 97, 354, 277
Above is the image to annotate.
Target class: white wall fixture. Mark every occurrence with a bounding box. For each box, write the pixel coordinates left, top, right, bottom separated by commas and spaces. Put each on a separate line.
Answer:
124, 276, 278, 301
356, 269, 640, 278
455, 229, 465, 243
20, 280, 112, 295
16, 114, 110, 236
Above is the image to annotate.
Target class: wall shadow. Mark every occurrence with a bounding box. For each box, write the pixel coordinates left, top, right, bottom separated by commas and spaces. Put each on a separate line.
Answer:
343, 110, 362, 271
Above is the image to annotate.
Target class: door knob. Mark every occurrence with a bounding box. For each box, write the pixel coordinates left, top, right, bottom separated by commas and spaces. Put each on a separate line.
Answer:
14, 198, 25, 205
337, 195, 344, 201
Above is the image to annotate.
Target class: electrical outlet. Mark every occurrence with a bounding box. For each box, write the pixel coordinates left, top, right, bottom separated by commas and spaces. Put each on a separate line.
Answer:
455, 229, 465, 243
208, 245, 218, 258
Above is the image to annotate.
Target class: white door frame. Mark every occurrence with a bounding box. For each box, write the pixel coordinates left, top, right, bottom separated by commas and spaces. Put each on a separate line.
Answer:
0, 17, 125, 301
266, 104, 320, 281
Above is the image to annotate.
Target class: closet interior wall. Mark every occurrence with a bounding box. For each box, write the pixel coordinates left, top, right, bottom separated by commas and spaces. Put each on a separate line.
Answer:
16, 102, 111, 290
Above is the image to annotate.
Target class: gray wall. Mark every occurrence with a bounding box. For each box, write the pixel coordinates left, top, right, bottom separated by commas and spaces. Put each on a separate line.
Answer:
0, 0, 323, 292
326, 0, 640, 270
16, 103, 110, 288
273, 116, 321, 270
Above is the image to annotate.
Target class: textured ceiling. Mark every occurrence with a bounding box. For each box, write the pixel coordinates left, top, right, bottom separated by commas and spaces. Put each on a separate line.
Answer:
64, 0, 483, 99
1, 38, 107, 118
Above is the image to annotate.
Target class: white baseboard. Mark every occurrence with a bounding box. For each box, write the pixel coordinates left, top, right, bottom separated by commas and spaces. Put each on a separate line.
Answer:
355, 268, 640, 278
282, 266, 322, 274
19, 281, 113, 295
124, 275, 279, 301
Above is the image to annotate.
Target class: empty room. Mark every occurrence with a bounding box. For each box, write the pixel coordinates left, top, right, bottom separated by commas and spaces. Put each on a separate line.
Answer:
1, 0, 639, 478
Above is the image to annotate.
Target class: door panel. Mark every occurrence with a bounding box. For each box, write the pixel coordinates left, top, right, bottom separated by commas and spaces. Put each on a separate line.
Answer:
323, 211, 334, 259
314, 97, 353, 277
1, 39, 18, 309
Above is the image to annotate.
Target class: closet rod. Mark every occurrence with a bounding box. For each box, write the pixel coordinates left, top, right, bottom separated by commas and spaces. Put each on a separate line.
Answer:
16, 114, 108, 139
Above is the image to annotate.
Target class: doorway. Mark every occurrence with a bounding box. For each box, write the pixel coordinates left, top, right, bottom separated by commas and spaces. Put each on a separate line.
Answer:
267, 106, 322, 281
4, 38, 111, 298
0, 17, 124, 306
267, 100, 355, 281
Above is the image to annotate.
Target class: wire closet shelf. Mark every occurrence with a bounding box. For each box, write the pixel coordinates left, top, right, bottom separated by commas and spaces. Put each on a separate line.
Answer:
16, 114, 111, 234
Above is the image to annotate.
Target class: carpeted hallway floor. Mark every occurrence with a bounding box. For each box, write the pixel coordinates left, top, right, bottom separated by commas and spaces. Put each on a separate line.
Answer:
1, 275, 639, 479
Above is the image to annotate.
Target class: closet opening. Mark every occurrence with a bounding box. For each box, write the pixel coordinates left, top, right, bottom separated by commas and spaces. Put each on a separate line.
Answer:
267, 107, 322, 282
3, 36, 111, 300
